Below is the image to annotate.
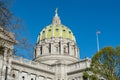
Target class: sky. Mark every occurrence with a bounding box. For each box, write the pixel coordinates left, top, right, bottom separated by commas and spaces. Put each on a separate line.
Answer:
11, 0, 120, 59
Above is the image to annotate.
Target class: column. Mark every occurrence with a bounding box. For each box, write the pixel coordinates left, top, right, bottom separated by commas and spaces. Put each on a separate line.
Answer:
3, 47, 8, 61
74, 45, 77, 57
75, 47, 78, 57
69, 43, 72, 56
27, 73, 31, 80
18, 71, 22, 80
36, 75, 39, 80
61, 43, 63, 55
44, 77, 46, 80
7, 49, 13, 76
36, 46, 40, 57
2, 47, 8, 80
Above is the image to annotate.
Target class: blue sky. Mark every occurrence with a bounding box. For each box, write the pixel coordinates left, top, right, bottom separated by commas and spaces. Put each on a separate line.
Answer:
11, 0, 120, 59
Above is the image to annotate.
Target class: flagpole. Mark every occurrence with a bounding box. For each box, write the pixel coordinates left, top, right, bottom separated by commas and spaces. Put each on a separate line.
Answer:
96, 31, 100, 52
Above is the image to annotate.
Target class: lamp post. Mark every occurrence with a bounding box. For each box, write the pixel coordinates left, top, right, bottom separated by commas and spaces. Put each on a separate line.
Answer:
96, 31, 101, 52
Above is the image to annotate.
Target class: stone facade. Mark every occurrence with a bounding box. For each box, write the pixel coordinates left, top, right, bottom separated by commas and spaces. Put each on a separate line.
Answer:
0, 9, 104, 80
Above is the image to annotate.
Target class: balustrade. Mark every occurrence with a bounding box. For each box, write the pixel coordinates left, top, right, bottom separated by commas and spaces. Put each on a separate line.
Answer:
13, 56, 53, 72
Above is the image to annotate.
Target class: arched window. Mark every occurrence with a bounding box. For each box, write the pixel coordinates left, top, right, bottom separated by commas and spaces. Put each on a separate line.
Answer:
40, 46, 42, 55
67, 43, 69, 54
59, 42, 61, 54
64, 46, 68, 55
31, 78, 33, 80
56, 46, 59, 52
0, 46, 4, 55
22, 76, 25, 80
64, 47, 66, 53
12, 74, 15, 78
46, 45, 49, 54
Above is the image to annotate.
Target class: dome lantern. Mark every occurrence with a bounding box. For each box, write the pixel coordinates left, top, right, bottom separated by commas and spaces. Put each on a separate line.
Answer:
52, 8, 61, 24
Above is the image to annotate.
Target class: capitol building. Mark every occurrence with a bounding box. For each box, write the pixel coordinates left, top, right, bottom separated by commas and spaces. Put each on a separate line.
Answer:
0, 9, 98, 80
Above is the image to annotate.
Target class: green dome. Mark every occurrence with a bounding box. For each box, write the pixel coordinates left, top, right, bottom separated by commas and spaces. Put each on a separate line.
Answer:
37, 24, 75, 42
37, 8, 76, 43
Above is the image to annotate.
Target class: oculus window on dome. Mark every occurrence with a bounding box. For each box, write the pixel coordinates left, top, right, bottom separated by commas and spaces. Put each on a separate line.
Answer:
63, 30, 66, 32
48, 29, 51, 31
56, 29, 59, 31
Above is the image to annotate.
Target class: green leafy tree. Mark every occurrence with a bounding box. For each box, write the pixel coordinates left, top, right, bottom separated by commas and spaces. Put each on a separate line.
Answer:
91, 46, 120, 80
83, 71, 89, 80
89, 75, 98, 80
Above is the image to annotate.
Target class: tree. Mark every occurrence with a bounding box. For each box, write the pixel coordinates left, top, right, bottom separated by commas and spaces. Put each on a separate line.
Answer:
91, 46, 120, 80
89, 75, 98, 80
82, 71, 89, 80
0, 0, 34, 59
0, 0, 13, 30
